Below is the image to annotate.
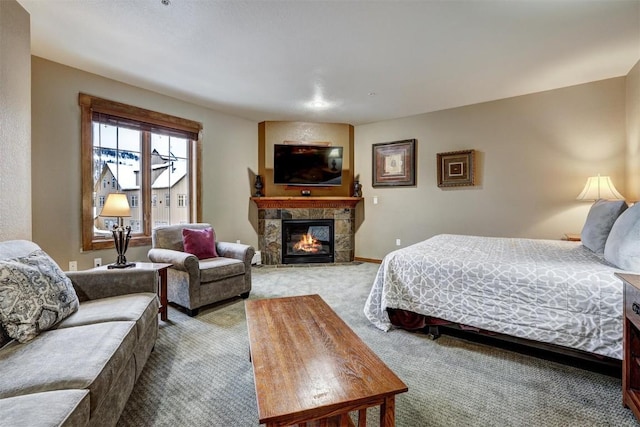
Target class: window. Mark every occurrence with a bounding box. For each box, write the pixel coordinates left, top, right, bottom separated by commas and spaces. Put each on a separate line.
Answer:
129, 220, 141, 232
80, 94, 202, 251
178, 194, 187, 207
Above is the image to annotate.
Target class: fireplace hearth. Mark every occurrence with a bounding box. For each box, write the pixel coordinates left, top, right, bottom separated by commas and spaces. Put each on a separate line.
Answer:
282, 219, 334, 264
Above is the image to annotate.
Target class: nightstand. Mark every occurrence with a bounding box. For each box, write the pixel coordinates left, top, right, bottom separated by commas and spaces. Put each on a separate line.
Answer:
563, 233, 581, 241
615, 273, 640, 422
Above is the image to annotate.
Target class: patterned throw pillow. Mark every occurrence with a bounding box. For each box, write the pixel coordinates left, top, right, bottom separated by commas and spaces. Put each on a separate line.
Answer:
0, 249, 79, 343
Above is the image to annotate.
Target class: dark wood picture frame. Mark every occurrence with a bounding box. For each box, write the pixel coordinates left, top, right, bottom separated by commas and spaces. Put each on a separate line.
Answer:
437, 149, 475, 187
372, 139, 416, 187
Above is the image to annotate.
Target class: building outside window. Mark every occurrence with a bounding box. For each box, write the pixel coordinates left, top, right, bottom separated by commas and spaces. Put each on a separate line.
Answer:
129, 220, 141, 232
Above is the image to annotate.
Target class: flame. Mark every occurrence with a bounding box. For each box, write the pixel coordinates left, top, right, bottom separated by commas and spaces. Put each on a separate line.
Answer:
293, 233, 321, 253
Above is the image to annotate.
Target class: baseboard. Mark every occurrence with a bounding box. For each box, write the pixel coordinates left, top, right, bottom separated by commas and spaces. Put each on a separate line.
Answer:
354, 257, 382, 264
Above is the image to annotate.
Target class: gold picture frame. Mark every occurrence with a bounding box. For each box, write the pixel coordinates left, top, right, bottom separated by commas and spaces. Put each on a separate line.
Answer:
372, 139, 416, 187
437, 149, 475, 187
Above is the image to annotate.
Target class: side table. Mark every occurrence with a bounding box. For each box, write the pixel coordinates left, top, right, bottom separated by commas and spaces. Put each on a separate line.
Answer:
563, 233, 581, 242
92, 262, 172, 321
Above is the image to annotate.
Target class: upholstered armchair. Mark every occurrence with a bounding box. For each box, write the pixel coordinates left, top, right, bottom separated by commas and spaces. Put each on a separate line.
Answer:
147, 223, 255, 316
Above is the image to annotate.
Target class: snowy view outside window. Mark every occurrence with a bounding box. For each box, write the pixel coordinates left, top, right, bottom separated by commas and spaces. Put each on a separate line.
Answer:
92, 121, 191, 236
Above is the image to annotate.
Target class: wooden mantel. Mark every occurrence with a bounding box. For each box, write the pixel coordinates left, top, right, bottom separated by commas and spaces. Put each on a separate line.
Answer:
251, 196, 362, 209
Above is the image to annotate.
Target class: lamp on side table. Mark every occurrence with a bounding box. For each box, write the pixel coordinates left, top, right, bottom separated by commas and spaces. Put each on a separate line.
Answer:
99, 193, 135, 269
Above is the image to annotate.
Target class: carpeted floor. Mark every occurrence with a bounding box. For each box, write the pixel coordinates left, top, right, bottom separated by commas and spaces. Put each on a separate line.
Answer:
118, 262, 638, 426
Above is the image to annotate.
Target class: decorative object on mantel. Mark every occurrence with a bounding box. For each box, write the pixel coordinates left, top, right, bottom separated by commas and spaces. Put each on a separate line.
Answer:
301, 190, 311, 196
576, 174, 624, 201
254, 175, 263, 197
437, 149, 476, 188
353, 179, 362, 197
372, 139, 416, 187
99, 193, 135, 269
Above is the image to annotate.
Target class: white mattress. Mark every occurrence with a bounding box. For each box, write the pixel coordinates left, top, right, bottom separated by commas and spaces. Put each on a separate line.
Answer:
364, 234, 624, 359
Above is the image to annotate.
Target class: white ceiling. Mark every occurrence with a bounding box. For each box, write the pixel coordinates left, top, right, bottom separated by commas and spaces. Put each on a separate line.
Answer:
18, 0, 640, 125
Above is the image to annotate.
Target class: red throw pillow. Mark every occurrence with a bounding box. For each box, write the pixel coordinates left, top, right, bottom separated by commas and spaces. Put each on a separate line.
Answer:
182, 227, 218, 260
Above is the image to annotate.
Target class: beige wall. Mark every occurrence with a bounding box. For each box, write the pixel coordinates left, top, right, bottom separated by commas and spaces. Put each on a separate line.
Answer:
626, 60, 640, 201
0, 0, 31, 240
354, 78, 627, 260
31, 57, 258, 270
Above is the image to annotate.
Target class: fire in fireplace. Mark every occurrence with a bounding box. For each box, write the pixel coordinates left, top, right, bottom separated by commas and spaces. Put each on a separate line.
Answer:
282, 219, 334, 264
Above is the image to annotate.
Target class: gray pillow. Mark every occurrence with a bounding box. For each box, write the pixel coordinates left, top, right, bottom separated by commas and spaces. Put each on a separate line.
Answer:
604, 202, 640, 271
0, 249, 79, 343
581, 199, 628, 254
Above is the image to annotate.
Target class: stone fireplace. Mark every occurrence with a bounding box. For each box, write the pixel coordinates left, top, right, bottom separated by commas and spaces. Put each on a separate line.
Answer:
282, 219, 334, 264
252, 197, 361, 265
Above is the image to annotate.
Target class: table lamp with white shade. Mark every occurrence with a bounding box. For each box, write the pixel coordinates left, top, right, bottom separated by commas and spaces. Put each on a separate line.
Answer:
99, 193, 135, 269
576, 174, 625, 201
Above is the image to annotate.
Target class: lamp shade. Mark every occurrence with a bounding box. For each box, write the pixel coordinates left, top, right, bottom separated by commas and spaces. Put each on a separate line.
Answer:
576, 175, 624, 201
99, 193, 131, 217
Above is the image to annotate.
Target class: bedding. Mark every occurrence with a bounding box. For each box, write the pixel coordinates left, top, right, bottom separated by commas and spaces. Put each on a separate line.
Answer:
364, 234, 624, 360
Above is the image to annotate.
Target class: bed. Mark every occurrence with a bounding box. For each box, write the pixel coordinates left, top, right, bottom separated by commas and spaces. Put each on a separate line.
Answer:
364, 234, 625, 360
364, 198, 640, 361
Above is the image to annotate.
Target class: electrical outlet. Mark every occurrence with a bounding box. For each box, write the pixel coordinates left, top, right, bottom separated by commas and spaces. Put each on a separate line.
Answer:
94, 258, 102, 268
373, 196, 379, 205
236, 239, 241, 244
69, 261, 78, 271
395, 239, 401, 246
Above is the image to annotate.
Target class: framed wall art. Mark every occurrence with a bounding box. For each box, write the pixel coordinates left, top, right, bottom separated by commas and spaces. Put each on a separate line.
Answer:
437, 149, 475, 187
372, 139, 416, 187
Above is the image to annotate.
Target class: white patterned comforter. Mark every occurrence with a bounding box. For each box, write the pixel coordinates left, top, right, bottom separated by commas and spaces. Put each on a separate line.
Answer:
364, 234, 623, 359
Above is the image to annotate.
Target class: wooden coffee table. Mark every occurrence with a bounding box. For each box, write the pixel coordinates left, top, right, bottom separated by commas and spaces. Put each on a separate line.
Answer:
245, 294, 407, 427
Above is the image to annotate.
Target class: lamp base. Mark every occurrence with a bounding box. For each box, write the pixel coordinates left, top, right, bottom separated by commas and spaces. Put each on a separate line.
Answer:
107, 262, 136, 269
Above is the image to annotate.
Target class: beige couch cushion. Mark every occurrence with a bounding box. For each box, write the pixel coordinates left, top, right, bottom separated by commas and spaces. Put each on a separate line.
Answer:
0, 390, 90, 427
57, 293, 158, 341
199, 257, 245, 283
0, 321, 136, 414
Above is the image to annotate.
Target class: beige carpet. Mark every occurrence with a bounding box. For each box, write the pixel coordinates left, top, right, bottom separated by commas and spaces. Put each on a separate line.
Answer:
118, 262, 638, 426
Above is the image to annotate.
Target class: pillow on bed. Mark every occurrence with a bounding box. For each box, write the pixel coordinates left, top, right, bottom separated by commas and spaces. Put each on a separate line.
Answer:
604, 202, 640, 271
581, 199, 627, 254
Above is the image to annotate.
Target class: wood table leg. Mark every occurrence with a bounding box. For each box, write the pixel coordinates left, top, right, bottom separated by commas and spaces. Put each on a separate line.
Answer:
358, 409, 367, 427
380, 396, 396, 427
158, 267, 168, 321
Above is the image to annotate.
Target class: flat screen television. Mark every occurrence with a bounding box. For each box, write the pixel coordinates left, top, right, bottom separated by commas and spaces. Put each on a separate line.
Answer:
273, 144, 343, 186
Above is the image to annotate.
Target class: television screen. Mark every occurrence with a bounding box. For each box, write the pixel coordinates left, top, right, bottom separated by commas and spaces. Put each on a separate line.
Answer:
273, 144, 343, 186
